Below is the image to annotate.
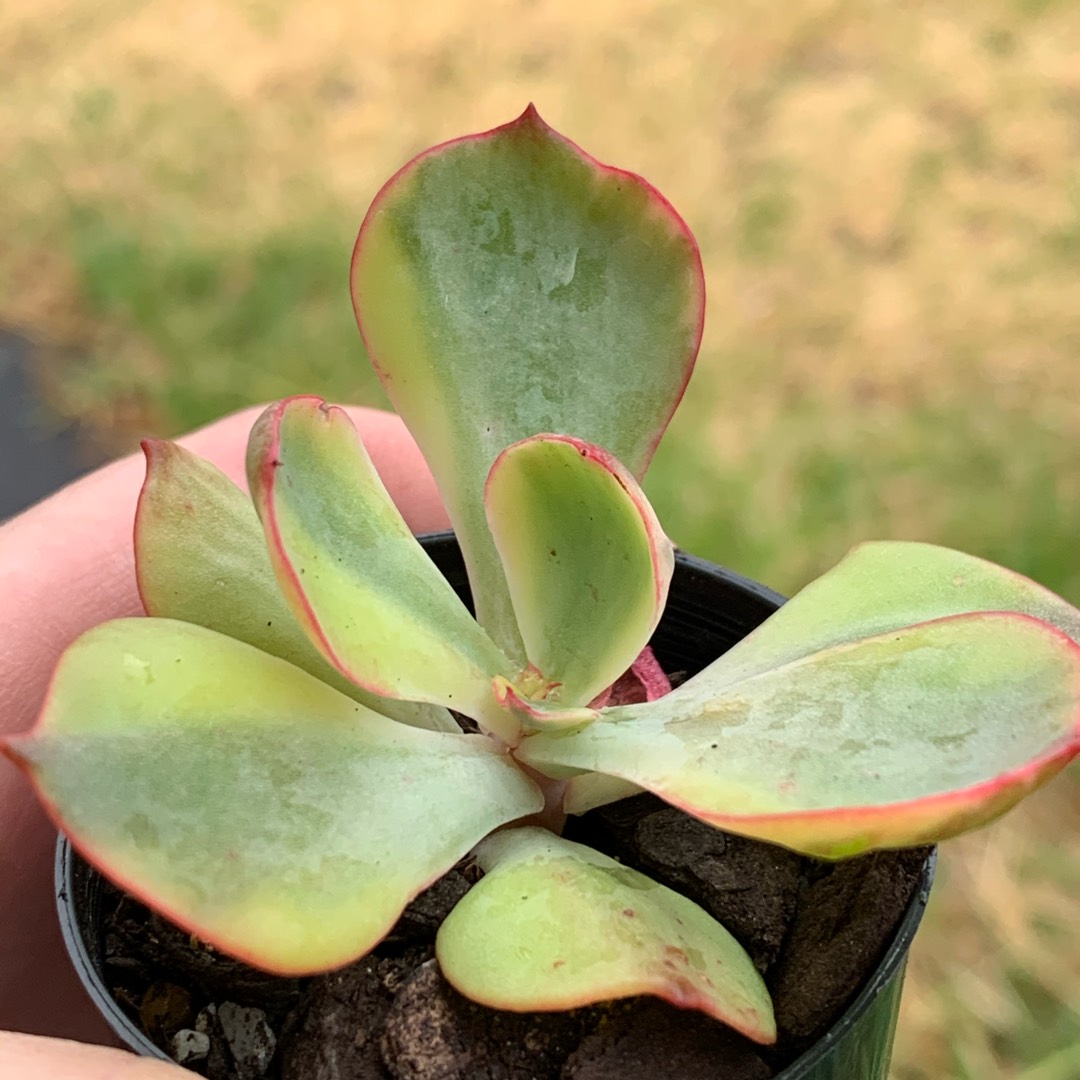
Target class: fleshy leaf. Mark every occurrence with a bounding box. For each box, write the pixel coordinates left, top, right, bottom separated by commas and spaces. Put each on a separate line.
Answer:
485, 435, 674, 707
2, 619, 542, 974
247, 397, 517, 739
136, 440, 458, 733
352, 106, 704, 657
436, 828, 775, 1043
554, 542, 1080, 820
563, 774, 644, 815
517, 613, 1080, 857
696, 540, 1080, 693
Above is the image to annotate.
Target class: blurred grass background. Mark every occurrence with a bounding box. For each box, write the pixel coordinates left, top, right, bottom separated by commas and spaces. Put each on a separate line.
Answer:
1, 1, 1078, 1075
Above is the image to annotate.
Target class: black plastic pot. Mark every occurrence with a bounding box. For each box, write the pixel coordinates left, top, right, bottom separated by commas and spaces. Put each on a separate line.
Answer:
56, 534, 934, 1079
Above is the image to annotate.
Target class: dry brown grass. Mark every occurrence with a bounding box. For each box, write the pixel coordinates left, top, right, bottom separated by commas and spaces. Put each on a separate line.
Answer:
2, 2, 1079, 1075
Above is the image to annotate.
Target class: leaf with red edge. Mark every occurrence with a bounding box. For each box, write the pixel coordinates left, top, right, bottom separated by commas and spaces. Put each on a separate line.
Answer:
548, 541, 1080, 827
1, 618, 541, 974
518, 611, 1080, 858
135, 439, 457, 733
247, 397, 518, 740
436, 828, 775, 1043
351, 106, 704, 658
485, 435, 674, 707
693, 541, 1080, 693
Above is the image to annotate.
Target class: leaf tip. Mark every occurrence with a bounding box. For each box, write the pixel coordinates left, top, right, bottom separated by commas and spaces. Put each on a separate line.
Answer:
140, 437, 166, 463
138, 439, 191, 487
134, 443, 178, 614
246, 397, 316, 501
515, 102, 548, 129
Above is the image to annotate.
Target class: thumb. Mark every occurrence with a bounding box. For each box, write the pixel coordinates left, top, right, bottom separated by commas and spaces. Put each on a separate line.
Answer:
0, 1032, 183, 1079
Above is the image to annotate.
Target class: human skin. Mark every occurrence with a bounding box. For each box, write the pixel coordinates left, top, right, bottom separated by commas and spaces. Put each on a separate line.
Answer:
0, 405, 449, 1073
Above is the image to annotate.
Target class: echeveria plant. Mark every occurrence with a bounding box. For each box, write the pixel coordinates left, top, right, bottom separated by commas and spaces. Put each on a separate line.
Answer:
5, 108, 1080, 1048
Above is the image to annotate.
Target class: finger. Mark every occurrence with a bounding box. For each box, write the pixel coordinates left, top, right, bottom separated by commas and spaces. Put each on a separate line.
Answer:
0, 1032, 182, 1078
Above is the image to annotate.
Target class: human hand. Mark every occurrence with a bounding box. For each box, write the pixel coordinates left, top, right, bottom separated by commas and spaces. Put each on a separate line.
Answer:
0, 405, 448, 1072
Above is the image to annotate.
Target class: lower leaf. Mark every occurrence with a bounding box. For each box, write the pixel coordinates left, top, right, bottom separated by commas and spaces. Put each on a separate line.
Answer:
3, 619, 542, 974
517, 612, 1080, 858
436, 827, 776, 1044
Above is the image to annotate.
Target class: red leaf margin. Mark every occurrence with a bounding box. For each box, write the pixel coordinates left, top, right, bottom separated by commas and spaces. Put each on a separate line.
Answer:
350, 105, 706, 474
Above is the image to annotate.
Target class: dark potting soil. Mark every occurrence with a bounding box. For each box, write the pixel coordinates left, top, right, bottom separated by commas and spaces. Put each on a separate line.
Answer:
98, 796, 928, 1080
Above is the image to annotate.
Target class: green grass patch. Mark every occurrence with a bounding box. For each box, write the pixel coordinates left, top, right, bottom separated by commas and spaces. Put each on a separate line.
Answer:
57, 200, 386, 432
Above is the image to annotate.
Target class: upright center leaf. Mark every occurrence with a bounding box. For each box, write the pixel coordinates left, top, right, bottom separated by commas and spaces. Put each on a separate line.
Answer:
352, 106, 704, 657
485, 434, 674, 707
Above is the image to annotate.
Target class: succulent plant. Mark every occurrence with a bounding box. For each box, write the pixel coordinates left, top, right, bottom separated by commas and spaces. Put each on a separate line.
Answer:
4, 108, 1080, 1048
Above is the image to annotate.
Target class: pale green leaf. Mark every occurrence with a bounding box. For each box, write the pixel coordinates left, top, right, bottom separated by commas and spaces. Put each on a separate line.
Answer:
247, 397, 518, 740
7, 619, 542, 973
696, 541, 1080, 693
562, 773, 644, 815
518, 613, 1080, 858
136, 439, 458, 733
485, 435, 673, 706
351, 106, 704, 657
436, 828, 775, 1043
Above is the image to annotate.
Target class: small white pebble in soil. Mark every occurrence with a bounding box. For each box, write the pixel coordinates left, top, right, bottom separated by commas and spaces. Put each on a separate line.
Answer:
218, 1002, 277, 1076
169, 1028, 210, 1066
